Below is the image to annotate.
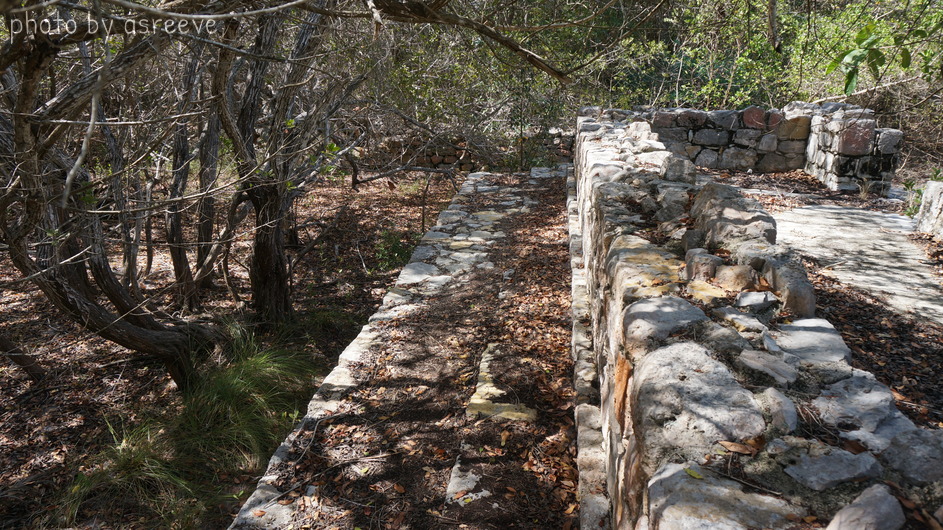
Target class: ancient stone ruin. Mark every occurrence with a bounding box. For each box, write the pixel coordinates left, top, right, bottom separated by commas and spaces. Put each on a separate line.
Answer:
590, 101, 903, 195
569, 106, 940, 529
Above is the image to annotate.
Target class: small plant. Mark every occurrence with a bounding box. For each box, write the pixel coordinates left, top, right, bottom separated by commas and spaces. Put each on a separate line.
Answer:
375, 230, 417, 271
856, 178, 875, 199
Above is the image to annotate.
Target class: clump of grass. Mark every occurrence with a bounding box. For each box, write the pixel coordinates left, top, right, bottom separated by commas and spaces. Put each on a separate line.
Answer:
57, 324, 319, 528
375, 229, 417, 271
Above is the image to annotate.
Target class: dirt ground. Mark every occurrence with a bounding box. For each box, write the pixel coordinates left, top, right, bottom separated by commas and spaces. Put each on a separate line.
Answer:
0, 172, 458, 528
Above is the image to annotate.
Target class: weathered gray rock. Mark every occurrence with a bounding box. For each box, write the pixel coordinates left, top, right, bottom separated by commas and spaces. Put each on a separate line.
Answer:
623, 298, 708, 352
647, 463, 801, 530
757, 133, 778, 153
813, 372, 916, 451
784, 448, 882, 491
397, 262, 441, 284
633, 342, 766, 468
693, 128, 731, 146
708, 110, 740, 130
762, 261, 816, 317
738, 350, 797, 385
660, 154, 697, 184
734, 291, 778, 312
875, 128, 903, 155
720, 146, 758, 169
714, 307, 768, 333
733, 128, 763, 148
763, 387, 798, 432
691, 183, 777, 246
825, 484, 905, 530
882, 429, 943, 485
769, 318, 850, 364
685, 250, 723, 281
681, 228, 706, 253
695, 148, 719, 168
714, 265, 757, 291
916, 181, 943, 238
699, 321, 752, 356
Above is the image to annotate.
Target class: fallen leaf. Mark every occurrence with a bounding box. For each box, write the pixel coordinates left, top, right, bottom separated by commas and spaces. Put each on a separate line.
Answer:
896, 496, 917, 509
253, 510, 266, 517
684, 468, 703, 479
565, 503, 577, 514
803, 516, 817, 523
277, 498, 294, 505
501, 430, 511, 446
453, 490, 468, 499
718, 441, 756, 456
393, 483, 405, 493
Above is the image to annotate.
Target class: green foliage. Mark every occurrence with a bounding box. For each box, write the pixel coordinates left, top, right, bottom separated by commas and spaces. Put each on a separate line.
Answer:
58, 324, 319, 527
374, 230, 417, 271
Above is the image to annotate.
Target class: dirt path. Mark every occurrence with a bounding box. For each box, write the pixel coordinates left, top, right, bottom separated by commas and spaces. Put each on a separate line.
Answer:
774, 205, 943, 325
234, 168, 577, 529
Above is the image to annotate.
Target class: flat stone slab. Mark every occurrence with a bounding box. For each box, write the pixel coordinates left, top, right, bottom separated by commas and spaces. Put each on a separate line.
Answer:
768, 318, 851, 364
784, 447, 882, 491
713, 306, 768, 332
623, 297, 708, 351
881, 429, 943, 485
812, 372, 916, 451
466, 344, 536, 422
632, 342, 766, 469
826, 484, 905, 530
738, 350, 797, 385
775, 205, 943, 325
647, 463, 802, 529
735, 291, 778, 312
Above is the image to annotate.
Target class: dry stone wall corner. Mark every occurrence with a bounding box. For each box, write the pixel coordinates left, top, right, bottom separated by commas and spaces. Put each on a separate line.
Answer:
570, 109, 940, 530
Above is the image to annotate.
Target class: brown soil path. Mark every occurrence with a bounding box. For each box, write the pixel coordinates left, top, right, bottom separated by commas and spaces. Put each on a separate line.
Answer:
233, 169, 578, 529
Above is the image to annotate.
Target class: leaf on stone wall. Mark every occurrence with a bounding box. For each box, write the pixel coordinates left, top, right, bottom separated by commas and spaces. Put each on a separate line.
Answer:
718, 440, 757, 456
683, 468, 703, 479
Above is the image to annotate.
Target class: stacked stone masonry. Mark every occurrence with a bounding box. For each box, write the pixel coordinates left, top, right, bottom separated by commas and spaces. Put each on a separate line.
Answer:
580, 101, 902, 195
571, 109, 943, 530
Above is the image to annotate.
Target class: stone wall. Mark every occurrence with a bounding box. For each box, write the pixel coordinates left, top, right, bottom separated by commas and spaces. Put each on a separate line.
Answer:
580, 101, 902, 195
917, 181, 943, 239
571, 110, 941, 529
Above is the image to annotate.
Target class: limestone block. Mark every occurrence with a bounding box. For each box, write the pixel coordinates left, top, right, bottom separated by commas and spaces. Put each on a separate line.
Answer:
660, 154, 697, 184
742, 106, 767, 129
762, 387, 798, 431
677, 109, 708, 128
762, 261, 816, 317
652, 110, 678, 128
737, 349, 796, 385
768, 318, 849, 364
647, 463, 801, 530
708, 109, 739, 130
686, 280, 727, 304
916, 181, 943, 238
835, 119, 876, 156
685, 144, 702, 160
734, 291, 778, 312
632, 343, 766, 469
784, 448, 882, 491
681, 228, 706, 252
826, 484, 905, 530
875, 128, 903, 154
757, 133, 778, 153
691, 182, 777, 246
714, 307, 768, 333
694, 148, 719, 168
719, 146, 758, 170
882, 429, 943, 485
733, 128, 763, 148
692, 128, 731, 146
714, 265, 758, 291
755, 153, 788, 173
778, 140, 806, 154
777, 115, 812, 140
783, 101, 821, 119
685, 249, 723, 281
766, 110, 784, 129
628, 120, 658, 141
622, 298, 708, 355
654, 126, 689, 143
